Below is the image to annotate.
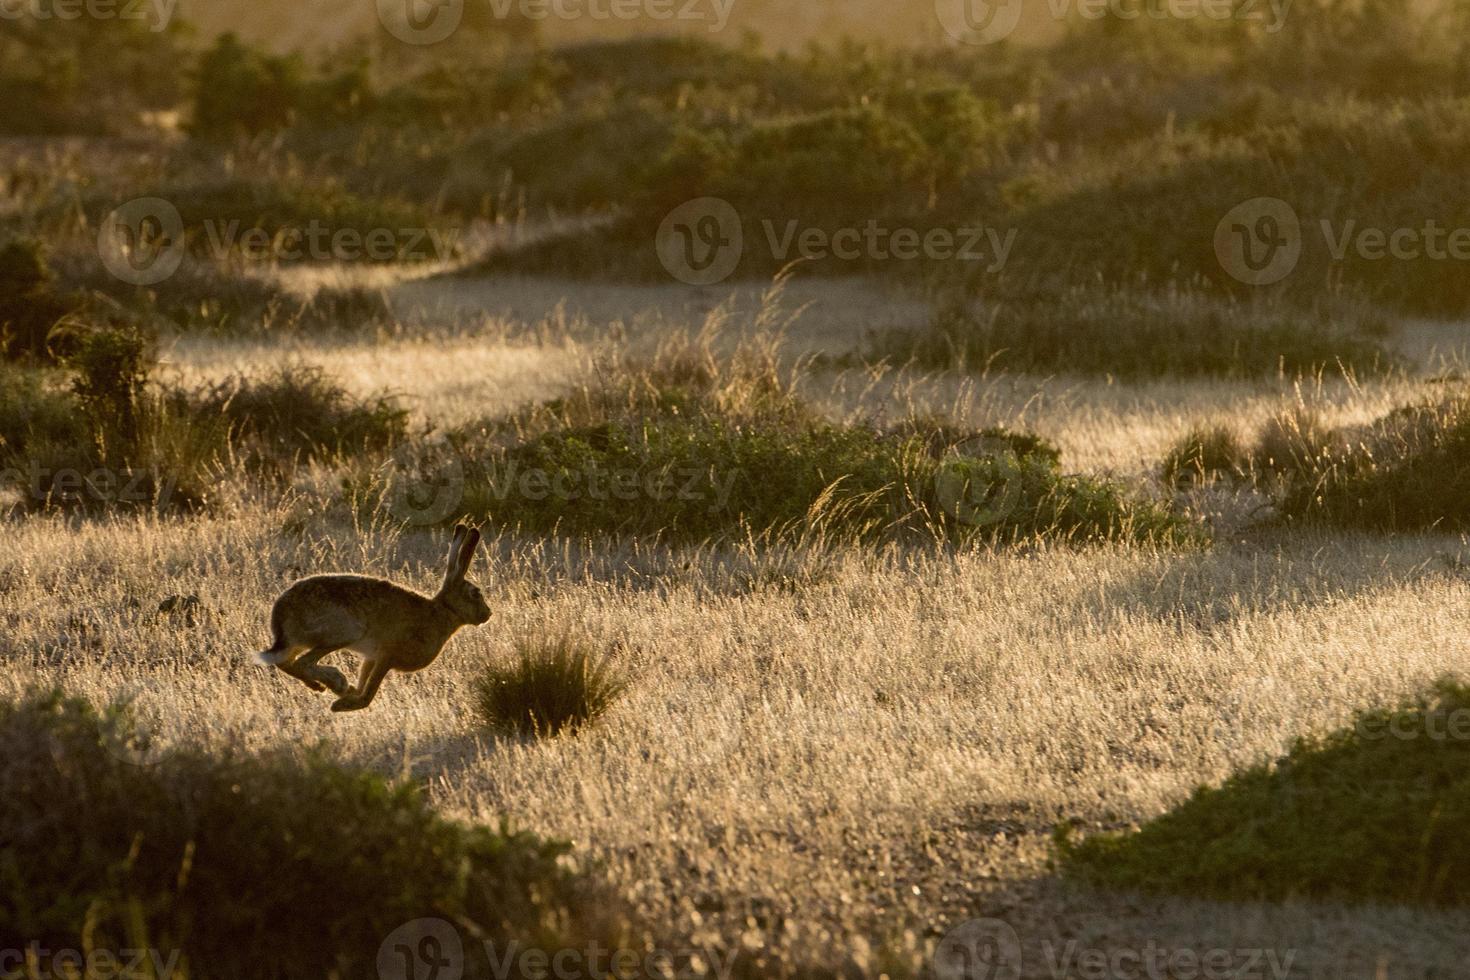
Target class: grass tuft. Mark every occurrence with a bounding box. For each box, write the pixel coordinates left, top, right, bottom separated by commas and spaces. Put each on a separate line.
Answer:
475, 636, 629, 738
1161, 425, 1249, 487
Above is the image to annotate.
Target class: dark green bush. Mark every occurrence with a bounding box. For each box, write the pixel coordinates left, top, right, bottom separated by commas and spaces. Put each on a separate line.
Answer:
434, 346, 1195, 546
0, 689, 616, 978
1058, 679, 1470, 905
0, 365, 84, 459
1275, 395, 1470, 530
868, 286, 1395, 379
0, 12, 183, 136
190, 33, 374, 140
475, 637, 629, 738
116, 180, 448, 266
1161, 425, 1249, 487
1002, 97, 1470, 316
182, 364, 408, 465
0, 238, 80, 363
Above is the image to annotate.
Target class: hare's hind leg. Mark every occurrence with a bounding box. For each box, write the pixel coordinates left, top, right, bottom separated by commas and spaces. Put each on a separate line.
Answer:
276, 646, 347, 695
296, 647, 349, 695
331, 657, 393, 713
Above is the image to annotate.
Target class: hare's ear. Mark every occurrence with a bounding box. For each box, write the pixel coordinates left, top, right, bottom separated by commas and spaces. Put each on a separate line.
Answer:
443, 524, 468, 585
455, 526, 483, 580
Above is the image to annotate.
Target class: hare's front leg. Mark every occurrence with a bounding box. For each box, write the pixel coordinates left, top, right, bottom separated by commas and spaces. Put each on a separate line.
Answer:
331, 656, 393, 713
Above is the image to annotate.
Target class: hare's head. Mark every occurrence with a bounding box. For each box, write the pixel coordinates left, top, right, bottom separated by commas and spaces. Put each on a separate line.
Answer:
436, 523, 492, 626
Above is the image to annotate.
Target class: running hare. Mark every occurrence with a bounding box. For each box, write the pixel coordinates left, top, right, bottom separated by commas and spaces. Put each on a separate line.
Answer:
257, 524, 492, 712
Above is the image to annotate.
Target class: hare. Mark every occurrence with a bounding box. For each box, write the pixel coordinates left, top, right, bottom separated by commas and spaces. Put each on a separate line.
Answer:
257, 524, 492, 712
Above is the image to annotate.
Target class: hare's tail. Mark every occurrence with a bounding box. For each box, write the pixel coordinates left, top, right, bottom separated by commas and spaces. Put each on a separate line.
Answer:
257, 637, 291, 666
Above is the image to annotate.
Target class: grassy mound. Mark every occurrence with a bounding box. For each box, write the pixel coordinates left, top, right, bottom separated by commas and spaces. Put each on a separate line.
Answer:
182, 364, 408, 465
1160, 425, 1250, 487
1275, 395, 1470, 530
1058, 680, 1470, 905
0, 689, 618, 977
1003, 97, 1470, 316
867, 286, 1394, 379
420, 330, 1196, 547
1, 330, 404, 514
74, 179, 452, 267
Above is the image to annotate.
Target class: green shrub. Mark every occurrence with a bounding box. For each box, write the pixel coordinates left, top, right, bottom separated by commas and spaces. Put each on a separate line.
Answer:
0, 365, 83, 458
475, 637, 629, 738
1252, 406, 1342, 484
0, 12, 183, 136
430, 335, 1195, 546
868, 286, 1394, 379
189, 33, 373, 140
1161, 425, 1249, 487
182, 364, 408, 465
1058, 679, 1470, 905
0, 238, 80, 363
1002, 97, 1470, 316
5, 327, 223, 514
67, 323, 154, 458
0, 689, 616, 977
116, 179, 448, 266
1275, 395, 1470, 530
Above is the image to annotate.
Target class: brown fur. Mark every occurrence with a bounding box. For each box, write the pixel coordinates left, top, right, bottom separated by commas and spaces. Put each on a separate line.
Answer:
257, 524, 492, 712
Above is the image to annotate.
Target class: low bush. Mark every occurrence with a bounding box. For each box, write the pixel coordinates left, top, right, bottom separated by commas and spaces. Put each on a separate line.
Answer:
182, 364, 409, 466
1058, 679, 1470, 905
867, 286, 1395, 379
1275, 395, 1470, 530
420, 330, 1197, 547
0, 689, 617, 977
0, 238, 82, 363
1161, 425, 1249, 487
1001, 97, 1470, 317
475, 636, 629, 738
4, 336, 402, 513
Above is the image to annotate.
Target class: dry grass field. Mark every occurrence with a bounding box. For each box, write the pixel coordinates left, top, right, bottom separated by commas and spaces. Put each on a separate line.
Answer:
15, 6, 1470, 976
8, 269, 1470, 976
